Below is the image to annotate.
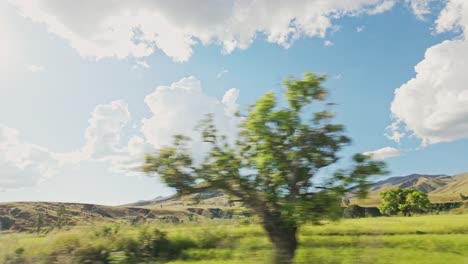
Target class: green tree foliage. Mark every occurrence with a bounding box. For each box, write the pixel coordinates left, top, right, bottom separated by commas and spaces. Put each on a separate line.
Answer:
56, 204, 66, 229
378, 188, 431, 216
143, 72, 386, 264
35, 212, 44, 233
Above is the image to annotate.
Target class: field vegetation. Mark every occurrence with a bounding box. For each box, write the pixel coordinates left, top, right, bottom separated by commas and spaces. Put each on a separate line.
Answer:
1, 213, 468, 263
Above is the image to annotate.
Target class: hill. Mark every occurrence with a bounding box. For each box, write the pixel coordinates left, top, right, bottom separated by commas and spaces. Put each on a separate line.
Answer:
348, 172, 468, 205
126, 172, 468, 209
125, 189, 227, 207
431, 172, 468, 195
0, 202, 195, 232
2, 172, 467, 232
135, 173, 468, 207
0, 190, 246, 232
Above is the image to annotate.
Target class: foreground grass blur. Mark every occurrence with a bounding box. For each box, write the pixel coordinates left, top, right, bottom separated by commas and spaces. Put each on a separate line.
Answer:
1, 214, 468, 263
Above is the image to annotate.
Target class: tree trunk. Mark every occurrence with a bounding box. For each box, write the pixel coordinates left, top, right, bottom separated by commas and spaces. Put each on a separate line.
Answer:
271, 229, 297, 264
263, 217, 298, 264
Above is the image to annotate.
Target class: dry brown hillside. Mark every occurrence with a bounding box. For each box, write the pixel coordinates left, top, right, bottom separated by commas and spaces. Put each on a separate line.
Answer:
348, 173, 468, 206
0, 190, 248, 232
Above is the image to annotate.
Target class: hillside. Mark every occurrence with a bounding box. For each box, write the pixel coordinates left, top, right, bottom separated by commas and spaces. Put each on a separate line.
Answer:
128, 173, 468, 209
431, 172, 468, 195
348, 172, 468, 205
2, 172, 467, 232
125, 189, 227, 208
0, 202, 197, 232
0, 190, 247, 232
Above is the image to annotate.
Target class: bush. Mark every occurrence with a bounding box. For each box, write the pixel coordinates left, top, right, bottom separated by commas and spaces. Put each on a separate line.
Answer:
0, 216, 14, 230
2, 224, 240, 263
3, 247, 25, 264
72, 244, 109, 263
343, 205, 365, 218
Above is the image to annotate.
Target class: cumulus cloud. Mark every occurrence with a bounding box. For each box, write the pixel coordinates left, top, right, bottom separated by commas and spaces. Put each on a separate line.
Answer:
73, 77, 241, 175
0, 125, 61, 190
9, 0, 406, 62
0, 105, 133, 190
88, 78, 240, 175
364, 146, 401, 160
387, 0, 468, 146
82, 100, 131, 160
222, 88, 240, 115
434, 0, 466, 34
141, 77, 240, 156
0, 75, 241, 191
107, 135, 154, 175
60, 100, 149, 175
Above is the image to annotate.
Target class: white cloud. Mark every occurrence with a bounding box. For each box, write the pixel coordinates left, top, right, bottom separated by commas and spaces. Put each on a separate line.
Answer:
434, 0, 466, 34
367, 0, 397, 15
107, 135, 152, 175
364, 146, 401, 160
0, 100, 135, 190
61, 77, 240, 177
324, 40, 334, 46
82, 100, 131, 160
77, 77, 240, 175
216, 68, 229, 78
9, 0, 403, 62
388, 0, 468, 146
77, 77, 241, 175
0, 76, 241, 191
53, 100, 150, 176
405, 0, 433, 20
141, 77, 240, 154
0, 125, 61, 190
222, 88, 240, 116
356, 26, 366, 32
385, 122, 405, 144
27, 64, 45, 73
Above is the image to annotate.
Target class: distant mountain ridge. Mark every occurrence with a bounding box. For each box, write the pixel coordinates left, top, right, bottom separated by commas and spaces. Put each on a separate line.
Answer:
348, 172, 468, 199
131, 173, 468, 206
125, 195, 177, 207
2, 173, 467, 232
124, 189, 226, 207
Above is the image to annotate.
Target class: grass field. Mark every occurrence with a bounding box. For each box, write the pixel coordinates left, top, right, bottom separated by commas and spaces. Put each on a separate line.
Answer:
1, 214, 468, 263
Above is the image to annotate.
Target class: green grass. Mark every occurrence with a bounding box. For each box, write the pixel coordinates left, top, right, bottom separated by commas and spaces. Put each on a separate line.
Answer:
1, 215, 468, 263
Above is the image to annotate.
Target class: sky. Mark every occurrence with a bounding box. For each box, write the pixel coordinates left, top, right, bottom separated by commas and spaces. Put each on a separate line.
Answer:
1, 0, 468, 205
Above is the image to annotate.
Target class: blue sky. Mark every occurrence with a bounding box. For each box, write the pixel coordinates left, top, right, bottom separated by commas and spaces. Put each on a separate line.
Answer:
1, 0, 468, 205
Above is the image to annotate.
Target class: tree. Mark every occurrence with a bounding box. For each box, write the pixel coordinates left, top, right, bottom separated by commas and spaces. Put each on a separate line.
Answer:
143, 72, 386, 264
378, 188, 431, 216
55, 204, 66, 229
35, 211, 44, 233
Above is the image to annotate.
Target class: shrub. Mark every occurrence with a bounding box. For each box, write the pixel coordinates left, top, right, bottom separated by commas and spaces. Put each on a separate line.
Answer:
0, 216, 14, 230
343, 205, 365, 218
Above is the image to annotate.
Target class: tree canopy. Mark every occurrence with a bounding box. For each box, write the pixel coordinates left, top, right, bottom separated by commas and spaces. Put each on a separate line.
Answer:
143, 72, 386, 263
378, 188, 431, 216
